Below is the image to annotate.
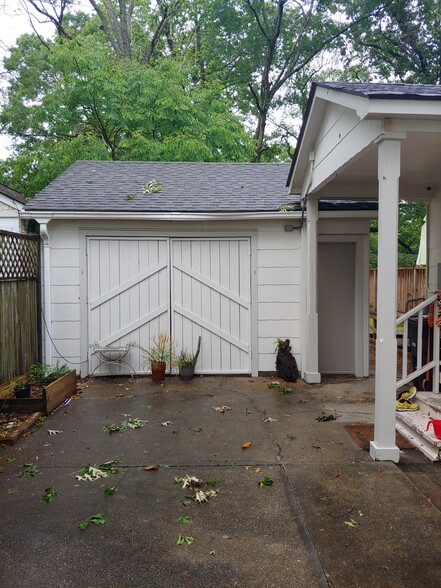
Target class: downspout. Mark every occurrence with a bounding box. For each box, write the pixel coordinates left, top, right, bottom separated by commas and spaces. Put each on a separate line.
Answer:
39, 220, 52, 365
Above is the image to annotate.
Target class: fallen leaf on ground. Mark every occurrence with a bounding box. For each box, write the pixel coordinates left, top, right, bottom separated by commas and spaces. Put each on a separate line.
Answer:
161, 421, 172, 426
264, 417, 277, 423
242, 442, 252, 449
212, 406, 231, 413
255, 467, 261, 473
48, 430, 62, 435
144, 465, 159, 471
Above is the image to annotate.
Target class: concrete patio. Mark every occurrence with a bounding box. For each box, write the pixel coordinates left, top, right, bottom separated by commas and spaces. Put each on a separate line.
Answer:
1, 374, 441, 587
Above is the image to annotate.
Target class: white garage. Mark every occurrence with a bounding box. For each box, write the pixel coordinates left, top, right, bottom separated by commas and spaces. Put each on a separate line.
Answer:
23, 160, 374, 378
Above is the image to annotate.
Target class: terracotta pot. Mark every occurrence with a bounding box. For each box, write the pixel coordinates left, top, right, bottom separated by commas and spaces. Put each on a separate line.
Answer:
151, 362, 166, 383
179, 365, 195, 381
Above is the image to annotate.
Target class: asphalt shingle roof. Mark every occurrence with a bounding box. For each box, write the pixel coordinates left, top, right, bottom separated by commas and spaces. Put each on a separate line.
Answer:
25, 161, 295, 213
317, 82, 441, 99
0, 183, 27, 205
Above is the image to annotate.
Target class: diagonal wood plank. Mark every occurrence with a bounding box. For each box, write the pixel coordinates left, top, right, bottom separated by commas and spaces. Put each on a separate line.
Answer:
90, 262, 167, 309
173, 303, 249, 352
97, 304, 168, 347
173, 261, 249, 309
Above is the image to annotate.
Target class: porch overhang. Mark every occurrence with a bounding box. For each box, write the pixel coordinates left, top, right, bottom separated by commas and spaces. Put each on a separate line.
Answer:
289, 82, 441, 463
288, 82, 441, 202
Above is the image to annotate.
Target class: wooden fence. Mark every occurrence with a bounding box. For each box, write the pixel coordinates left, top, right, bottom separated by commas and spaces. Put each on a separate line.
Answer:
369, 267, 426, 314
0, 230, 41, 383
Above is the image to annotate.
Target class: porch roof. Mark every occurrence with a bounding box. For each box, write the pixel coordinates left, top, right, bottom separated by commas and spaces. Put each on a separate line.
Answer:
288, 82, 441, 201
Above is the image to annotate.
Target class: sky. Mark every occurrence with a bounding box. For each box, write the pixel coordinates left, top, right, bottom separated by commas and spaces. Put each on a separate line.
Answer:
0, 0, 91, 158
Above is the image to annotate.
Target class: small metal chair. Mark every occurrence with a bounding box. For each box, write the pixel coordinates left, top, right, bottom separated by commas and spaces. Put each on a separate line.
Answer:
89, 341, 136, 378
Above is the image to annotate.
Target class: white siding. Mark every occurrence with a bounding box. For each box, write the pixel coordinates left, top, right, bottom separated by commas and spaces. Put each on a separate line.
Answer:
49, 223, 82, 366
257, 224, 301, 371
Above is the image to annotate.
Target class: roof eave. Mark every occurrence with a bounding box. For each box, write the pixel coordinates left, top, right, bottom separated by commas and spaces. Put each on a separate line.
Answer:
20, 210, 303, 222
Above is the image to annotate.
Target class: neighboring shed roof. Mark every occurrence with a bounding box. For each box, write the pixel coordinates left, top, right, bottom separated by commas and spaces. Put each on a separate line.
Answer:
0, 183, 27, 205
26, 161, 294, 213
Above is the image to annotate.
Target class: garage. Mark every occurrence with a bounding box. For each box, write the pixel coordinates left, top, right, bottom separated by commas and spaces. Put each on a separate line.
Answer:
88, 236, 251, 374
24, 160, 324, 378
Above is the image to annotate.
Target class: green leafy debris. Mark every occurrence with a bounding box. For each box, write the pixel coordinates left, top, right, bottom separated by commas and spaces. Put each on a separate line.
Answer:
177, 534, 194, 545
297, 399, 309, 404
142, 180, 162, 193
267, 381, 281, 390
79, 513, 106, 530
76, 460, 119, 482
286, 434, 297, 441
102, 417, 148, 433
19, 463, 40, 478
42, 487, 58, 503
177, 516, 192, 524
258, 476, 273, 488
282, 387, 293, 394
344, 518, 359, 528
104, 486, 117, 495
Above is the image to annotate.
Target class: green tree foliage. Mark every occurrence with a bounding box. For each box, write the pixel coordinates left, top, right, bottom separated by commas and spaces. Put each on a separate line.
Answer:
370, 201, 427, 268
344, 0, 441, 84
0, 22, 253, 196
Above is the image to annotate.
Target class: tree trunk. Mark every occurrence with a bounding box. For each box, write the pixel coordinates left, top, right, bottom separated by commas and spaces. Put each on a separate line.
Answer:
251, 109, 267, 163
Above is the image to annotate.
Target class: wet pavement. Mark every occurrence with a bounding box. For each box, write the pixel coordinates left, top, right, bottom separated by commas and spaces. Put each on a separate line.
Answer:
1, 374, 441, 587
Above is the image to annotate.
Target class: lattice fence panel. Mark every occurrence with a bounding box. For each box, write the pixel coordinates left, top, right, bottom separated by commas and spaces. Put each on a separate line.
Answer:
0, 230, 39, 280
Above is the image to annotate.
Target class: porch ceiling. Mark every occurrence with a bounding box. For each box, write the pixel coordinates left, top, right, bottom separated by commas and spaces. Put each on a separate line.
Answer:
315, 132, 441, 201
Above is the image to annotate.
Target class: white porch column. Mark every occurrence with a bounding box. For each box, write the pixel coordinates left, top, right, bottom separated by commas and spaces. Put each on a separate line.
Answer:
304, 196, 321, 383
370, 135, 405, 463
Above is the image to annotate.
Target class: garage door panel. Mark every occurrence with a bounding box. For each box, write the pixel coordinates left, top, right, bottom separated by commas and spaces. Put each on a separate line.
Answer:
88, 238, 169, 375
171, 239, 251, 374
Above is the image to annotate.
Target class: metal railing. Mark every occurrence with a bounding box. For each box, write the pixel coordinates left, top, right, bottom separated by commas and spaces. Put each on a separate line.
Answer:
396, 293, 440, 392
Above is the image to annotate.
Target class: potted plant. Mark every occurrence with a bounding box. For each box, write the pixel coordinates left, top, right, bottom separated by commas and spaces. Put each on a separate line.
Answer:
13, 381, 31, 399
177, 336, 201, 381
142, 332, 175, 383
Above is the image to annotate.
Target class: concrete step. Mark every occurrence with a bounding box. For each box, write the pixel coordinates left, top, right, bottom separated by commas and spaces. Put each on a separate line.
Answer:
396, 409, 441, 461
415, 392, 441, 416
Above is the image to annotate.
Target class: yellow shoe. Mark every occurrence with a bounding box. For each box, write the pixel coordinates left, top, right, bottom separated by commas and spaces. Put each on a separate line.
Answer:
396, 398, 419, 412
397, 386, 417, 402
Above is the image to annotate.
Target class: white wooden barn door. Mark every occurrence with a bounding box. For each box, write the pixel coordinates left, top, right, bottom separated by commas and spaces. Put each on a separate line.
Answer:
88, 237, 251, 375
88, 238, 169, 374
171, 239, 251, 373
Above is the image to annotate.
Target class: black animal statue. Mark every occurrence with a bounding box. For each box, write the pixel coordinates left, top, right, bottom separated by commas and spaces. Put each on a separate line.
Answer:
276, 339, 300, 382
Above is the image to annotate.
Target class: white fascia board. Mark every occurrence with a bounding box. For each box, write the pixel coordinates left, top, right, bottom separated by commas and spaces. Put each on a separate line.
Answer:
384, 118, 441, 133
315, 85, 368, 116
318, 210, 378, 220
363, 99, 441, 120
289, 97, 327, 194
21, 210, 303, 222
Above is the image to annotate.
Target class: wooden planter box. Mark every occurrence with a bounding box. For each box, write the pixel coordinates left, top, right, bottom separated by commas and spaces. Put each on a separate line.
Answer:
0, 370, 77, 416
